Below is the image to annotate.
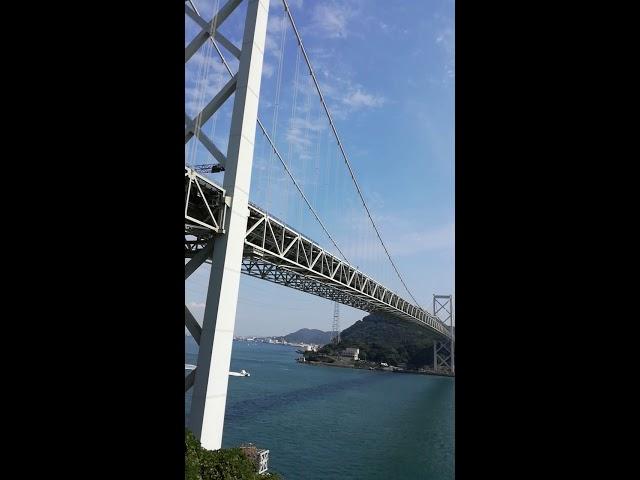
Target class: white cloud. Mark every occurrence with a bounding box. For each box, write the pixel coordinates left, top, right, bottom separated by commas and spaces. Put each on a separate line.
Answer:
309, 1, 356, 39
300, 47, 385, 117
265, 11, 288, 59
342, 88, 386, 109
436, 27, 455, 79
432, 9, 455, 83
262, 61, 275, 79
185, 50, 231, 116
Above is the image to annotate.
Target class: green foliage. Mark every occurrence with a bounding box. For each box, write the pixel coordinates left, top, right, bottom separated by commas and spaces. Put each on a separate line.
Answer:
186, 430, 202, 480
185, 429, 283, 480
334, 313, 437, 367
303, 351, 334, 363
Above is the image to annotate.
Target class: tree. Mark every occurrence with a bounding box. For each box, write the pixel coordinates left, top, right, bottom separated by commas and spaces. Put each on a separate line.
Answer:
185, 429, 283, 479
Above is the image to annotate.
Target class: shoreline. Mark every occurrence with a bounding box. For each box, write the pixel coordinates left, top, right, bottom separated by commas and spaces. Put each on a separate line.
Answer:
299, 359, 454, 378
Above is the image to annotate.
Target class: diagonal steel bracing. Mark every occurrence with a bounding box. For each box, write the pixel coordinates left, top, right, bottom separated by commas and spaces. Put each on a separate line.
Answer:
185, 167, 227, 233
433, 294, 454, 373
184, 0, 243, 63
185, 0, 245, 173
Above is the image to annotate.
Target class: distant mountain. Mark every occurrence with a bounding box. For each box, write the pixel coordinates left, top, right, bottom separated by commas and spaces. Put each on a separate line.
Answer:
284, 328, 333, 345
319, 312, 450, 368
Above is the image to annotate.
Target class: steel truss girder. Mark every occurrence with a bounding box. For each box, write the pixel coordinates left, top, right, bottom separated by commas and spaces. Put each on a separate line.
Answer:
185, 167, 227, 233
242, 256, 372, 312
243, 204, 452, 340
184, 235, 449, 340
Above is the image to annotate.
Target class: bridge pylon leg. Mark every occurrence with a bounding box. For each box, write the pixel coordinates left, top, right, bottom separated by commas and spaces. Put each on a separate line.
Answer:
186, 0, 270, 451
433, 294, 454, 374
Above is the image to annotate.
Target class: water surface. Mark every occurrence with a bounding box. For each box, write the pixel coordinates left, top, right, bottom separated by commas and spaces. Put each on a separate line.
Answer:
186, 339, 454, 479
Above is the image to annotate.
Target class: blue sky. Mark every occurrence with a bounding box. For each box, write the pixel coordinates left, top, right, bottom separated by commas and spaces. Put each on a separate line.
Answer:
186, 0, 454, 336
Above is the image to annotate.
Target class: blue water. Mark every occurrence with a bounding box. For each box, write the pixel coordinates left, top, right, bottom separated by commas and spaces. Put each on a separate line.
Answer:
186, 339, 454, 480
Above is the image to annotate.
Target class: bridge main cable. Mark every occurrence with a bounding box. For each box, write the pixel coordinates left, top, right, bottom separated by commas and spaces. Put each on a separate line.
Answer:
186, 0, 350, 264
280, 0, 424, 309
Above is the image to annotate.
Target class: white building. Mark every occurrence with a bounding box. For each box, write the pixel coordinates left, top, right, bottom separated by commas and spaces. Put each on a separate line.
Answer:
340, 347, 360, 360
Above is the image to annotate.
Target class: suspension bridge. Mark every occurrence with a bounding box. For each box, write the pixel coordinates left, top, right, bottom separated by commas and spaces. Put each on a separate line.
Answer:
184, 0, 454, 450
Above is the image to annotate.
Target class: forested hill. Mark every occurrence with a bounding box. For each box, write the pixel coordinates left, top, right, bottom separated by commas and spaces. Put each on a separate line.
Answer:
284, 328, 333, 345
321, 312, 448, 367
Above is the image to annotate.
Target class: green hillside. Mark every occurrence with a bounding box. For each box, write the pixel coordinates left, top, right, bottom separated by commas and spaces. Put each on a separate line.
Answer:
319, 312, 442, 368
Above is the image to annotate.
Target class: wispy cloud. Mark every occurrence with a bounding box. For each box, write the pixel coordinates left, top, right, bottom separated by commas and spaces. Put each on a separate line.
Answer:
285, 117, 323, 148
432, 9, 455, 83
388, 224, 455, 256
436, 26, 455, 80
262, 60, 275, 79
265, 10, 289, 60
185, 50, 230, 117
330, 203, 454, 264
308, 1, 356, 39
299, 45, 386, 118
342, 88, 385, 109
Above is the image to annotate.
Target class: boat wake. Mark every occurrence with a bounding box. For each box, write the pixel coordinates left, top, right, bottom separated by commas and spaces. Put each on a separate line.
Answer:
185, 364, 250, 377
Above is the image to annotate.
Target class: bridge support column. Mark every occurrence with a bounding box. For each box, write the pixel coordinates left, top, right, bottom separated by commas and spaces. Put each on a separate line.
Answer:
188, 0, 270, 451
433, 294, 454, 374
434, 341, 453, 373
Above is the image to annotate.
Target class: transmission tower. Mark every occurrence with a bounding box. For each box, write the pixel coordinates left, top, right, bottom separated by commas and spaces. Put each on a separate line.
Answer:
332, 301, 340, 345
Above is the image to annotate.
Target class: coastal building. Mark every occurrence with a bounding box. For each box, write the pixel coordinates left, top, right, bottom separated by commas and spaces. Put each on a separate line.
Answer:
340, 347, 360, 360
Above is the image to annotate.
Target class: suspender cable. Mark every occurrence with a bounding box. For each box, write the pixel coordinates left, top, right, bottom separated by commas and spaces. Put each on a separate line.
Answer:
257, 118, 350, 263
187, 0, 349, 263
280, 0, 423, 309
266, 5, 287, 212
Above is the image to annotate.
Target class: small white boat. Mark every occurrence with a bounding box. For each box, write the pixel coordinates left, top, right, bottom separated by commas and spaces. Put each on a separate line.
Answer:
185, 364, 197, 371
229, 369, 250, 377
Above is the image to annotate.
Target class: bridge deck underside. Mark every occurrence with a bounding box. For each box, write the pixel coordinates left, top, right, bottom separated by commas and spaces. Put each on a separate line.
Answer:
184, 167, 451, 341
